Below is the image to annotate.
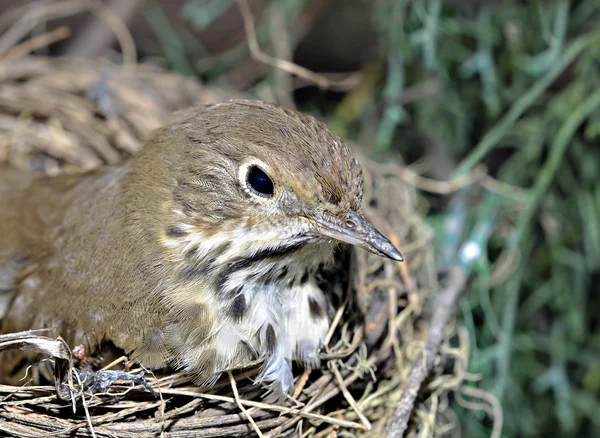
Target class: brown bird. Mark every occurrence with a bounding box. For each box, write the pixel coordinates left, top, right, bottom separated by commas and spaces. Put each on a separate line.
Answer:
0, 100, 402, 398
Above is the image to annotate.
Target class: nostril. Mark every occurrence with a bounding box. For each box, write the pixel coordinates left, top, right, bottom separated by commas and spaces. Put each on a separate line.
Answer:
344, 212, 360, 230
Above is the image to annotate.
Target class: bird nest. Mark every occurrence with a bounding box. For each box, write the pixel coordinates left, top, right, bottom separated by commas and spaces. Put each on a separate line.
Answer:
0, 56, 466, 437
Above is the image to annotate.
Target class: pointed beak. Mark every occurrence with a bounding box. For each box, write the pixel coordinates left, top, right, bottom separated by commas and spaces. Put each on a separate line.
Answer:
312, 210, 404, 261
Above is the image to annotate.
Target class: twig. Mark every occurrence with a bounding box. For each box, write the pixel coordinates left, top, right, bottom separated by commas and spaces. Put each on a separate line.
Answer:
386, 266, 468, 437
268, 3, 295, 108
458, 386, 503, 438
72, 369, 97, 438
228, 371, 263, 437
0, 26, 70, 66
158, 388, 367, 430
267, 357, 371, 437
0, 0, 136, 67
385, 262, 400, 355
330, 361, 371, 431
235, 0, 352, 90
292, 368, 312, 399
292, 71, 362, 92
64, 0, 141, 65
0, 0, 86, 55
481, 175, 528, 203
388, 231, 417, 293
324, 302, 346, 347
396, 163, 487, 195
100, 355, 128, 371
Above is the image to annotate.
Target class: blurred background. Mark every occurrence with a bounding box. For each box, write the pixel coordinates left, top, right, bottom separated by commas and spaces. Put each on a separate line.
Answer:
1, 0, 599, 437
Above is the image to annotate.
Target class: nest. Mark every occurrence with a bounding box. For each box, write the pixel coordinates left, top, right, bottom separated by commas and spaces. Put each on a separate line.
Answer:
0, 55, 465, 437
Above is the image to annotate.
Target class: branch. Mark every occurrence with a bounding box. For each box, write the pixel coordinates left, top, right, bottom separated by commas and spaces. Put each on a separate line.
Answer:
386, 266, 468, 437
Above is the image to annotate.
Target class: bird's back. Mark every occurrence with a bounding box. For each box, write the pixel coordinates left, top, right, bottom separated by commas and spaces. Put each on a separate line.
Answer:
0, 168, 37, 315
0, 164, 178, 383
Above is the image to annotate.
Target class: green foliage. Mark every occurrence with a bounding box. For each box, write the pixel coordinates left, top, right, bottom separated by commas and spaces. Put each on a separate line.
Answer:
369, 1, 600, 436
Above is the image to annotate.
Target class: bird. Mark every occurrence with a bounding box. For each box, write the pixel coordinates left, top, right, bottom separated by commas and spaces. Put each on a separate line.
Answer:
0, 99, 402, 399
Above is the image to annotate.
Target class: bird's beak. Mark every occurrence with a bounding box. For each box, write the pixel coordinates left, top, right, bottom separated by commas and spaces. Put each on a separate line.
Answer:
312, 210, 404, 261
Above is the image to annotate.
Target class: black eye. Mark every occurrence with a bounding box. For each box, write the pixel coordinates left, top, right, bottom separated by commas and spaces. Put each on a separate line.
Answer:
246, 165, 274, 197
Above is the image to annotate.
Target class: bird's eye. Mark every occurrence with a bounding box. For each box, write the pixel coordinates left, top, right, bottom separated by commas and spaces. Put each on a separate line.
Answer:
246, 165, 274, 197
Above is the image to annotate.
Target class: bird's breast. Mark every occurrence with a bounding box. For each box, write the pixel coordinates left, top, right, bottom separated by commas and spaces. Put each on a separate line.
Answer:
156, 232, 335, 384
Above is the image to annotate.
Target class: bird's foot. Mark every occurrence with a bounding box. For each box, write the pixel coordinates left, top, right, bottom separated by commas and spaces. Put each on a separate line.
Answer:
59, 368, 157, 400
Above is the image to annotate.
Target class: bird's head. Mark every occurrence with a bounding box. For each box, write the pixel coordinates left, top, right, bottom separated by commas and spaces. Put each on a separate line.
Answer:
153, 99, 402, 262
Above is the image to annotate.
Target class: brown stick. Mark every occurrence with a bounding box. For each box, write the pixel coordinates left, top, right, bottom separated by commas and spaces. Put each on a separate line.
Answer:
0, 26, 70, 66
63, 0, 142, 64
386, 266, 468, 437
235, 0, 356, 90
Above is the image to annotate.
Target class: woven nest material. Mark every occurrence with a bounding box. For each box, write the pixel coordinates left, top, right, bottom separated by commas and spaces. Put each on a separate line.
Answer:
0, 56, 463, 438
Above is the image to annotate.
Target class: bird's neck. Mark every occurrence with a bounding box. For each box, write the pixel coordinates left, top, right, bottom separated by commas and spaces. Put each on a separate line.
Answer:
162, 223, 336, 297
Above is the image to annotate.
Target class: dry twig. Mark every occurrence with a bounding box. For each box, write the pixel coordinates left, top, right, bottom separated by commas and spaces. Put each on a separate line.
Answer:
228, 371, 263, 437
0, 26, 70, 67
236, 0, 357, 90
330, 361, 371, 431
386, 266, 469, 437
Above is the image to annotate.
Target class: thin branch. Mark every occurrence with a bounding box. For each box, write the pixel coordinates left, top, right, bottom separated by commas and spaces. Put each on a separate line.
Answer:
64, 0, 142, 64
235, 0, 354, 90
72, 369, 97, 438
228, 371, 263, 437
458, 386, 503, 438
0, 26, 70, 66
292, 368, 312, 399
158, 388, 367, 431
386, 266, 468, 437
330, 361, 371, 431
